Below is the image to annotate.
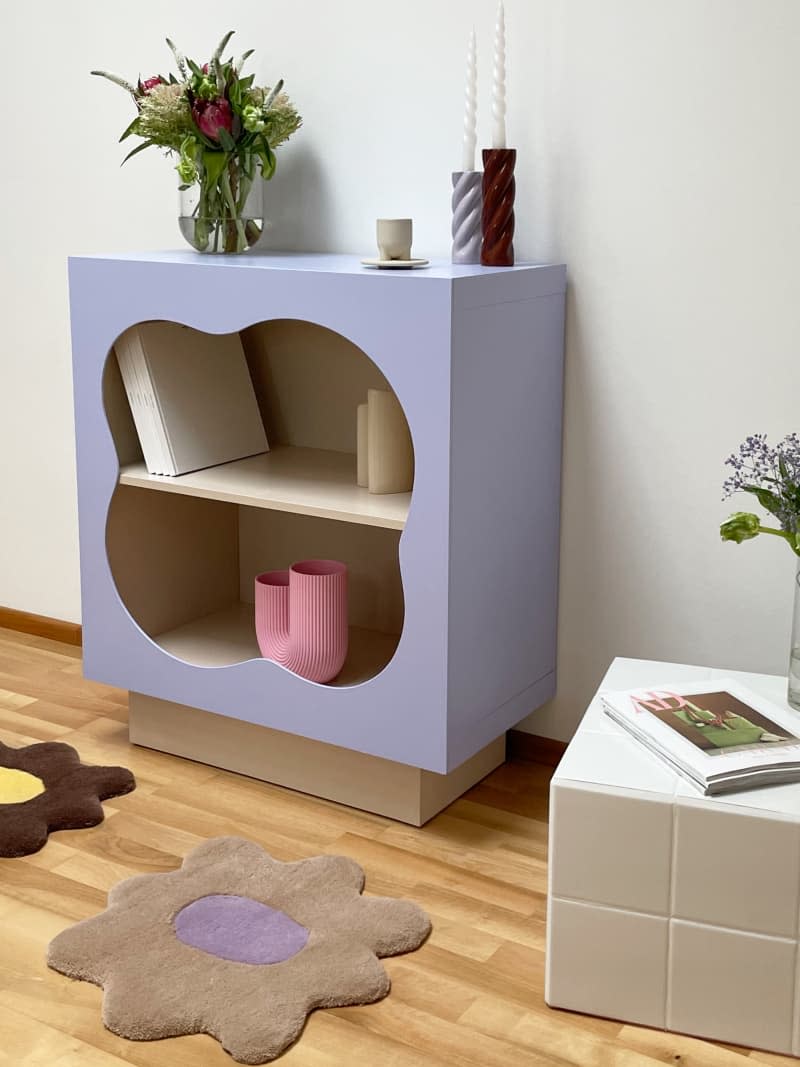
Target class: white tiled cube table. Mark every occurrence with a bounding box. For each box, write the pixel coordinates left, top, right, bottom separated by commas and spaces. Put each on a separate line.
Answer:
546, 657, 800, 1056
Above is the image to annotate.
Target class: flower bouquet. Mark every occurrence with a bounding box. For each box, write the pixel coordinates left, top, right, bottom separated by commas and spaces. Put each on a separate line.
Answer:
93, 31, 301, 253
720, 433, 800, 709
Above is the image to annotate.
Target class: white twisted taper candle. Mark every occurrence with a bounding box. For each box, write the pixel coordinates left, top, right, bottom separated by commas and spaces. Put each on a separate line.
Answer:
491, 1, 507, 149
461, 27, 478, 172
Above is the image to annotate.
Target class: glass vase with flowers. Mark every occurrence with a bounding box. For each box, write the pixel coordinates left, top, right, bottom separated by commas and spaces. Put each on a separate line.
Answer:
93, 31, 301, 253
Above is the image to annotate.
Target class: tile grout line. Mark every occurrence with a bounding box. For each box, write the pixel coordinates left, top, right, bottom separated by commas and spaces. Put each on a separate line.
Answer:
543, 778, 555, 1005
791, 826, 800, 1056
551, 894, 668, 922
664, 798, 679, 1031
551, 895, 799, 943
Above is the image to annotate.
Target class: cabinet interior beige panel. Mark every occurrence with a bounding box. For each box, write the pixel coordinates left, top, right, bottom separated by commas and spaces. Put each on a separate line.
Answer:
106, 485, 239, 637
241, 319, 390, 452
238, 506, 403, 635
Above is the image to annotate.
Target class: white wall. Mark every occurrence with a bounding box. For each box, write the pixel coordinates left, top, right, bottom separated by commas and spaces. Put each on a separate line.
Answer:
1, 1, 798, 740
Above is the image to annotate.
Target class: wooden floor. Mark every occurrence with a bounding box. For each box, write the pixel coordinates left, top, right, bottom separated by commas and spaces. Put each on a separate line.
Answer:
0, 625, 792, 1066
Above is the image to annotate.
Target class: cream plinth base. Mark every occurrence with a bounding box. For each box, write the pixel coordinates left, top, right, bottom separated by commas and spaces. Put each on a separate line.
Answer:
128, 691, 504, 826
546, 657, 800, 1056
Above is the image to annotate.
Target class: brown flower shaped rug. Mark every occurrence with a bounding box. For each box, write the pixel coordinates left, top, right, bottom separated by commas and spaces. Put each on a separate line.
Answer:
0, 740, 135, 857
47, 836, 431, 1064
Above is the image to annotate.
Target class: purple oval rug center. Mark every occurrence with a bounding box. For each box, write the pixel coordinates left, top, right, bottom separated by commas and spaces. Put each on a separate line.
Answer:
174, 894, 309, 965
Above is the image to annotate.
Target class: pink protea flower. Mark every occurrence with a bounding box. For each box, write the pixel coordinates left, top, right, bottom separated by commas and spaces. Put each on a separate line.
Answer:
139, 75, 165, 94
192, 97, 233, 141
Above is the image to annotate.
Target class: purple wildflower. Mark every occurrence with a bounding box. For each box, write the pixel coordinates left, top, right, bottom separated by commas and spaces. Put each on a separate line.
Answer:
722, 433, 800, 534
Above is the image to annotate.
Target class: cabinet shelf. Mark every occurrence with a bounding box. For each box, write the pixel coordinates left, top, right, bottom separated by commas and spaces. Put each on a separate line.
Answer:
118, 445, 409, 530
154, 602, 399, 685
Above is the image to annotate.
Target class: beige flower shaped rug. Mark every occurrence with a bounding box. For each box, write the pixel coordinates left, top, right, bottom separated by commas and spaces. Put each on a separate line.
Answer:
47, 836, 431, 1064
0, 740, 135, 857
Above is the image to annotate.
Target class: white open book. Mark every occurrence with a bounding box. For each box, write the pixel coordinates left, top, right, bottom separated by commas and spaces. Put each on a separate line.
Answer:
116, 322, 268, 476
601, 679, 800, 795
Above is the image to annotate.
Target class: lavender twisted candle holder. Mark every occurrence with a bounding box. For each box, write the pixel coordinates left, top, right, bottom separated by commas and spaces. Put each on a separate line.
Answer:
451, 171, 482, 264
481, 148, 516, 267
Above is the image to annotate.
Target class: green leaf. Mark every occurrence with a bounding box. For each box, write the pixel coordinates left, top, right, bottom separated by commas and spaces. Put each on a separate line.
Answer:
743, 485, 784, 517
779, 456, 789, 480
202, 150, 228, 187
187, 58, 203, 77
121, 139, 156, 165
217, 126, 236, 153
118, 116, 140, 142
256, 138, 276, 179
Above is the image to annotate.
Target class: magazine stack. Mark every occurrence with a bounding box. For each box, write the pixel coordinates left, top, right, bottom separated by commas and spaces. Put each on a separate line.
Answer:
602, 680, 800, 795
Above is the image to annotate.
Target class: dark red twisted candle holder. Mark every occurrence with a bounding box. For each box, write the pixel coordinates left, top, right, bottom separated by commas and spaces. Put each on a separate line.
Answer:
481, 148, 516, 267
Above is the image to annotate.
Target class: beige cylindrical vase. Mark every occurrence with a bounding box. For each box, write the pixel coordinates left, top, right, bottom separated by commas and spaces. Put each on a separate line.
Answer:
356, 403, 369, 487
367, 388, 414, 494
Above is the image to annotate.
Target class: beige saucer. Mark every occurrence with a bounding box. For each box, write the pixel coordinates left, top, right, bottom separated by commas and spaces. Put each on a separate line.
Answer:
361, 257, 430, 269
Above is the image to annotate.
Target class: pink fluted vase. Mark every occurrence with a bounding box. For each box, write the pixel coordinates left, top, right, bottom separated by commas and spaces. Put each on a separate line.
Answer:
254, 560, 348, 683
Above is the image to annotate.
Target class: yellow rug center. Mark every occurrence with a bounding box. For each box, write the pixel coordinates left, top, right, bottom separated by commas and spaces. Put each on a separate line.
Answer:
0, 767, 45, 804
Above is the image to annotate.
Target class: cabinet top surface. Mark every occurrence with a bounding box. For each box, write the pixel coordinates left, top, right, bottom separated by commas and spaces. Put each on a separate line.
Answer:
70, 249, 565, 282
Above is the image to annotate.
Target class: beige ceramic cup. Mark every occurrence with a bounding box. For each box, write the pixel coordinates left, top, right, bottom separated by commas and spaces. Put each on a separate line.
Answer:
377, 218, 413, 261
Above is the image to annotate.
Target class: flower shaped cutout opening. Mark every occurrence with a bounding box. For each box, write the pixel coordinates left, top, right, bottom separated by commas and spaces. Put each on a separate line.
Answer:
47, 836, 432, 1063
0, 740, 135, 857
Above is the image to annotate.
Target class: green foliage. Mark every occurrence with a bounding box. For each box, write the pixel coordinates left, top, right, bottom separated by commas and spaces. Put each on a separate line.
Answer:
201, 150, 228, 187
743, 485, 784, 518
118, 116, 140, 142
217, 127, 236, 153
256, 139, 276, 180
121, 139, 156, 165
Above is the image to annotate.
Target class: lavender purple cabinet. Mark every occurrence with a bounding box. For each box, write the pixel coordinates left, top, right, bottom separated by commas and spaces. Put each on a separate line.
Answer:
70, 251, 565, 804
